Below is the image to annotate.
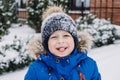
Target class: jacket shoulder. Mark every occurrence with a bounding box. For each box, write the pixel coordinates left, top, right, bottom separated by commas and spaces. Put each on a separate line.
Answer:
30, 59, 49, 73
25, 59, 49, 80
81, 56, 98, 71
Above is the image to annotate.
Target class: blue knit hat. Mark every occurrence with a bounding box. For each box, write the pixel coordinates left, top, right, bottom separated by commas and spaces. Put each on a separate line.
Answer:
41, 6, 78, 51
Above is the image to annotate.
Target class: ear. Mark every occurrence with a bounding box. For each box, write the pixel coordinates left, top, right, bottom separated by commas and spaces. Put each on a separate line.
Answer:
28, 35, 45, 59
77, 31, 93, 53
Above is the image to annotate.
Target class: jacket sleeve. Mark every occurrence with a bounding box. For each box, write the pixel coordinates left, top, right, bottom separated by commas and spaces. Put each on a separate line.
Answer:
80, 57, 101, 80
91, 61, 101, 80
24, 63, 37, 80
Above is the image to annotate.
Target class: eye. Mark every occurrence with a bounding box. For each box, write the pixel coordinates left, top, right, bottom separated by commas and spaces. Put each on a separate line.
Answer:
64, 34, 71, 37
50, 36, 57, 39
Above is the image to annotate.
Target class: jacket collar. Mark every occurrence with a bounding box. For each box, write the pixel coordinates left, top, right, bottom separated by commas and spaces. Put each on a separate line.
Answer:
39, 48, 87, 64
39, 48, 87, 78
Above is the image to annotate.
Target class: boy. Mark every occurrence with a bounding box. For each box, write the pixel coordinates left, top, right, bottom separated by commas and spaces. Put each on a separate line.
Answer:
25, 6, 101, 80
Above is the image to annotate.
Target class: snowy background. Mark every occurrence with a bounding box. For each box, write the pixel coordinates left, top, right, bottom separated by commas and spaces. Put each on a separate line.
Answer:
1, 0, 120, 80
0, 23, 120, 80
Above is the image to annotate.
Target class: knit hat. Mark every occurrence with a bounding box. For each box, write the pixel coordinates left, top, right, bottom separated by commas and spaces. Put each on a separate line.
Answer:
41, 6, 78, 51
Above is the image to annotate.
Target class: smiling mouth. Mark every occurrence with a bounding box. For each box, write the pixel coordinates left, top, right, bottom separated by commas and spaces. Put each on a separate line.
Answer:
56, 47, 67, 52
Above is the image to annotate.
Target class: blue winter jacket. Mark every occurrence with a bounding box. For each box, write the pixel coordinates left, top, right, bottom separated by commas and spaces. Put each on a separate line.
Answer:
24, 48, 101, 80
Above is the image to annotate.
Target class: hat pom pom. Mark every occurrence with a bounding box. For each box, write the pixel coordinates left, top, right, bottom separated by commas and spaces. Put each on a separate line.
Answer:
42, 5, 64, 20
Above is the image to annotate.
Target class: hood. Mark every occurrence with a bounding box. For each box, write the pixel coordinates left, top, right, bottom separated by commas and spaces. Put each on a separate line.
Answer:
28, 31, 93, 59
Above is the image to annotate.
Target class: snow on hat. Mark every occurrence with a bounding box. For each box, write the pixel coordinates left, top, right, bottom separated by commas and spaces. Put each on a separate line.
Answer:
41, 6, 78, 50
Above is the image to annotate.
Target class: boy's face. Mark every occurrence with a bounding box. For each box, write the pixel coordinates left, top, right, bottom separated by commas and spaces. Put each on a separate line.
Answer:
48, 30, 74, 57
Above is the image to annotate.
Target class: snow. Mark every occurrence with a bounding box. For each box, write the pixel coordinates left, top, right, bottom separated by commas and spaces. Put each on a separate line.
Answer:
0, 24, 120, 80
1, 24, 35, 44
0, 67, 28, 80
89, 43, 120, 80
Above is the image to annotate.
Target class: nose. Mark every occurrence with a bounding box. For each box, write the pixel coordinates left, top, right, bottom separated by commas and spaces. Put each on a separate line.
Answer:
57, 37, 64, 44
